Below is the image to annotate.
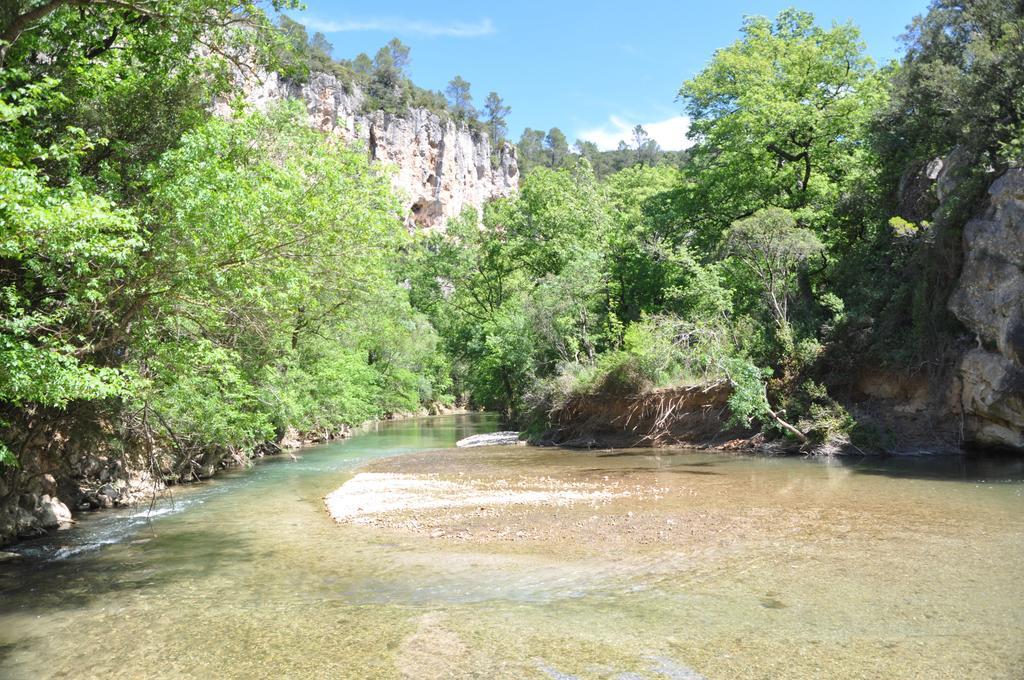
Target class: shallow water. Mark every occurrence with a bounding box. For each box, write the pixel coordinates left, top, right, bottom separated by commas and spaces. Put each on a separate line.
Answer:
0, 414, 1022, 679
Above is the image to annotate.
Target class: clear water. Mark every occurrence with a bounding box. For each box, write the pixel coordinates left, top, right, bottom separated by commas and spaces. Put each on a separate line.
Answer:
0, 414, 1021, 679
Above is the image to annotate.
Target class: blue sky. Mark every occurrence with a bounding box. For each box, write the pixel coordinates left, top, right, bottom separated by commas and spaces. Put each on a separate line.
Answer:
287, 0, 930, 150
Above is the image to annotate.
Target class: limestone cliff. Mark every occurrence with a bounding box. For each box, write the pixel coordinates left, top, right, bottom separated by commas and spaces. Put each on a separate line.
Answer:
949, 170, 1024, 450
221, 71, 519, 230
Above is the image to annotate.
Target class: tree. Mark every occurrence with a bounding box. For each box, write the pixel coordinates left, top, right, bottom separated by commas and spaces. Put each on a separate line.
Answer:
367, 44, 406, 112
544, 127, 569, 168
276, 16, 336, 82
308, 32, 334, 70
874, 0, 1024, 176
276, 15, 311, 81
1, 0, 297, 67
724, 208, 824, 329
445, 75, 474, 121
517, 128, 546, 172
632, 125, 650, 161
352, 52, 373, 79
678, 9, 883, 248
482, 91, 511, 143
385, 37, 410, 74
0, 0, 449, 481
630, 125, 660, 167
574, 139, 612, 178
409, 164, 611, 418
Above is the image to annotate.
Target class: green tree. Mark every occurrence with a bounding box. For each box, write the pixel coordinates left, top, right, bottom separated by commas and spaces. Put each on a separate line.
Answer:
517, 128, 546, 173
631, 125, 660, 167
544, 127, 569, 167
352, 52, 373, 80
445, 75, 474, 121
604, 165, 729, 326
385, 37, 411, 74
875, 0, 1024, 173
276, 16, 337, 83
366, 42, 408, 112
0, 0, 446, 477
678, 8, 884, 248
0, 0, 297, 469
482, 91, 511, 143
508, 162, 610, 277
724, 208, 824, 330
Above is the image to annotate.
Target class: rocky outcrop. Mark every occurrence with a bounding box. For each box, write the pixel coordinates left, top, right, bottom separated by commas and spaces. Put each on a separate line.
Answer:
221, 71, 519, 231
0, 492, 74, 542
956, 350, 1024, 450
949, 169, 1024, 451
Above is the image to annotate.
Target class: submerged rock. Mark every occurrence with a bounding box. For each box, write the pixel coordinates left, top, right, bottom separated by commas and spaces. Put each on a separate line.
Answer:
456, 431, 522, 448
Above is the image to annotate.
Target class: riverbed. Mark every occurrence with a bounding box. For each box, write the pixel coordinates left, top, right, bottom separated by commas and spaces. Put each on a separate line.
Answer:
1, 414, 1022, 679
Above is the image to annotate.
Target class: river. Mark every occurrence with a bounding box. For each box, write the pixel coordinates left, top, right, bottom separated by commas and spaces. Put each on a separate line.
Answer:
0, 413, 1021, 678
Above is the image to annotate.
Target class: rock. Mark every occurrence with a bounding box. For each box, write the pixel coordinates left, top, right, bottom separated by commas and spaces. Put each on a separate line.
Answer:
98, 483, 120, 501
15, 507, 42, 538
897, 158, 941, 222
456, 432, 522, 448
0, 514, 15, 546
949, 170, 1024, 363
37, 496, 74, 530
956, 350, 1024, 450
949, 169, 1024, 451
218, 71, 519, 232
0, 551, 21, 561
936, 145, 975, 203
40, 473, 57, 495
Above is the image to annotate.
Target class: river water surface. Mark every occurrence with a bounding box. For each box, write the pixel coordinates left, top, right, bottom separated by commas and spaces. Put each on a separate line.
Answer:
0, 414, 1022, 679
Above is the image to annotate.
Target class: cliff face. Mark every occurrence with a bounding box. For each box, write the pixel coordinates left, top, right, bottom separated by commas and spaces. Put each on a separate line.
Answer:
949, 170, 1024, 451
224, 72, 519, 231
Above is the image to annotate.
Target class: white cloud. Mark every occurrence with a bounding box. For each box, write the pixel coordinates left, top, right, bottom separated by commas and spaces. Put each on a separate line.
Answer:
301, 16, 495, 38
577, 115, 692, 151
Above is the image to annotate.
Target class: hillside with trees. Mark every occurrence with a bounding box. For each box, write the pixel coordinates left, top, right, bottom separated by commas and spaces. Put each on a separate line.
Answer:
1, 0, 1022, 545
409, 3, 1024, 451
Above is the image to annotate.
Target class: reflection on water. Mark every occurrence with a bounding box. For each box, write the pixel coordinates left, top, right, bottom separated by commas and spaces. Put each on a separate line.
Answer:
0, 414, 1022, 679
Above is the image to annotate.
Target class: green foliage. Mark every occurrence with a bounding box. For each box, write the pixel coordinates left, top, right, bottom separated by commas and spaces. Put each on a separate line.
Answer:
130, 103, 417, 445
276, 15, 349, 85
1, 0, 450, 472
482, 92, 511, 144
724, 207, 824, 329
139, 340, 274, 451
4, 0, 1014, 469
0, 95, 140, 409
723, 358, 773, 428
516, 129, 547, 173
678, 8, 884, 249
445, 75, 474, 121
874, 0, 1024, 174
266, 341, 381, 435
